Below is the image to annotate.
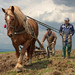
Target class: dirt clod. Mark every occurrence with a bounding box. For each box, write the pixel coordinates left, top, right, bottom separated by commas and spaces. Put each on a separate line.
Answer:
52, 70, 62, 75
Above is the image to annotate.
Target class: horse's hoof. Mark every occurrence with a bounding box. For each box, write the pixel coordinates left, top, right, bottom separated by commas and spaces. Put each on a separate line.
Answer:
15, 63, 23, 68
27, 62, 32, 66
15, 63, 23, 72
27, 59, 32, 66
26, 61, 32, 66
16, 68, 22, 73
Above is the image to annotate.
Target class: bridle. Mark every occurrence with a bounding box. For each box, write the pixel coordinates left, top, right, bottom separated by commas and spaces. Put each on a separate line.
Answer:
5, 12, 25, 36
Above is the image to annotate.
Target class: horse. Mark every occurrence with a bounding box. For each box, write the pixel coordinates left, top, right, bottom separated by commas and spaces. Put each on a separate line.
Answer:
2, 6, 38, 71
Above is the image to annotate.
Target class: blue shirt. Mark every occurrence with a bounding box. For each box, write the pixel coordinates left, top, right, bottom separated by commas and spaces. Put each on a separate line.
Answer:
59, 23, 74, 36
59, 23, 74, 43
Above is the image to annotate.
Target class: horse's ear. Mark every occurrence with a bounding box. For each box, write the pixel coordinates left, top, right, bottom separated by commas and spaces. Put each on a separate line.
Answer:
11, 6, 14, 12
2, 8, 5, 13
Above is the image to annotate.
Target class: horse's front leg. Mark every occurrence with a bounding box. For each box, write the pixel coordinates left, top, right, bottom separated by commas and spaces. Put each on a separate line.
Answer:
27, 41, 35, 65
15, 40, 31, 71
12, 43, 20, 58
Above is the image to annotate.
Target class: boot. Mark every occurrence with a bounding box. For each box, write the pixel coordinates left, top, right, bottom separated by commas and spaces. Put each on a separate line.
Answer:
67, 44, 71, 58
68, 52, 70, 58
63, 46, 66, 58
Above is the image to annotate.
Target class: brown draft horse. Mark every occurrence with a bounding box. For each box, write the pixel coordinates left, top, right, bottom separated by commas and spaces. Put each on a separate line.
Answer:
2, 6, 38, 71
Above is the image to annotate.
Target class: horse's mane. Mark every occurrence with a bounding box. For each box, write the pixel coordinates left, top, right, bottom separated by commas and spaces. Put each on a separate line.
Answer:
9, 6, 27, 26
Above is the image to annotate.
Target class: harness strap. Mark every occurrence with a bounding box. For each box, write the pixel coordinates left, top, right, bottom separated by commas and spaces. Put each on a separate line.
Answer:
24, 20, 45, 50
14, 27, 25, 35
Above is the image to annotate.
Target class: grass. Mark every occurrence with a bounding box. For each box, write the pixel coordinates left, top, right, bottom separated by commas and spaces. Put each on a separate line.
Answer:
2, 71, 17, 75
0, 51, 15, 54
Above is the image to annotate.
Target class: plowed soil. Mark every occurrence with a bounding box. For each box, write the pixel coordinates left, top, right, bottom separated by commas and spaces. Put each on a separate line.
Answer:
0, 50, 75, 75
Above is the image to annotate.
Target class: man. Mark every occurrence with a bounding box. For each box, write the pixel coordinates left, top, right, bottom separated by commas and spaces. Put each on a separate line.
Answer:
59, 18, 74, 59
42, 28, 57, 55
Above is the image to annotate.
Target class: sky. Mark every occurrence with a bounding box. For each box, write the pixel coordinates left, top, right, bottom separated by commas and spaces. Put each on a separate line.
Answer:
0, 0, 75, 51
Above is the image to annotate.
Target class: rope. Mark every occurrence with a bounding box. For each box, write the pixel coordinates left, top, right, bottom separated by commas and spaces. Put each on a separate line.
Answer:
27, 16, 59, 33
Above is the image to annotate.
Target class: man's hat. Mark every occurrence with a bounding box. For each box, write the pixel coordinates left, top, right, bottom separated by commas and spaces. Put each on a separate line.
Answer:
46, 28, 51, 30
64, 18, 70, 21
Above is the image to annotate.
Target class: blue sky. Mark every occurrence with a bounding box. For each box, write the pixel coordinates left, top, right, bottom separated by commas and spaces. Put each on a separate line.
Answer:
0, 0, 75, 50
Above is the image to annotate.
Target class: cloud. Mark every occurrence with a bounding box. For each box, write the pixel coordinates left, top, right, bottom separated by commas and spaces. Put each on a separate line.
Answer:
20, 0, 75, 23
53, 0, 75, 7
1, 0, 75, 23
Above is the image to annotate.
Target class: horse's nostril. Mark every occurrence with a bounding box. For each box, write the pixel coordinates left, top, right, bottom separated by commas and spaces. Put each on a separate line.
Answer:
9, 34, 12, 37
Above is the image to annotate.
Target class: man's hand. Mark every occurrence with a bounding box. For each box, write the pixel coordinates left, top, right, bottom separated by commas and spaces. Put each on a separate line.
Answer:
59, 33, 62, 35
52, 42, 55, 45
70, 34, 72, 37
42, 42, 44, 45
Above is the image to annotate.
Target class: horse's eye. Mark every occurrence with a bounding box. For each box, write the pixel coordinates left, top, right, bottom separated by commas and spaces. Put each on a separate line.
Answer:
5, 13, 8, 15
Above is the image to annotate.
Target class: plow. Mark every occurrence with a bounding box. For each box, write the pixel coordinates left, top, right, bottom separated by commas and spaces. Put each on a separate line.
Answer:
34, 47, 50, 59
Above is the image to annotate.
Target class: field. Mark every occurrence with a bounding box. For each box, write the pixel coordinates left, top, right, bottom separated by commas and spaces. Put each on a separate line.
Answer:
0, 50, 75, 75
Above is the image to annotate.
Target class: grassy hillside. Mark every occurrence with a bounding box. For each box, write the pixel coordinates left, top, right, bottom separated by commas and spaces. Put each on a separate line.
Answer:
1, 50, 75, 75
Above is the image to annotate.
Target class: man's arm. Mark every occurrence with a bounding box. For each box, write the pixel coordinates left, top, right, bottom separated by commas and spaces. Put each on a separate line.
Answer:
71, 25, 74, 36
53, 32, 57, 43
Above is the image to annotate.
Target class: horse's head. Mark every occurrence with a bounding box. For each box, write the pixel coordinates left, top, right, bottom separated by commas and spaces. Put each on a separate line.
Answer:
2, 6, 17, 37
